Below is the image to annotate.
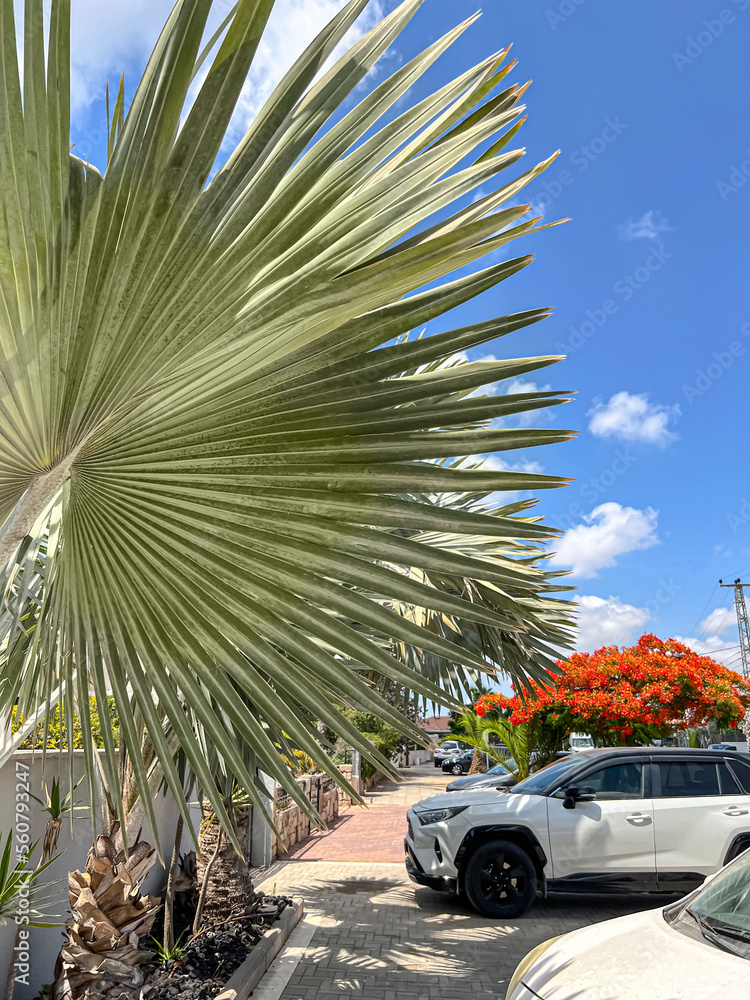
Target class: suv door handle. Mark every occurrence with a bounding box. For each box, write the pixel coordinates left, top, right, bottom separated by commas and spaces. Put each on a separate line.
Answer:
724, 806, 749, 816
626, 813, 651, 823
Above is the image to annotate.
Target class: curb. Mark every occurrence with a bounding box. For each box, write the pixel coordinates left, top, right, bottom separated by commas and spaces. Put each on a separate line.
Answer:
216, 898, 305, 1000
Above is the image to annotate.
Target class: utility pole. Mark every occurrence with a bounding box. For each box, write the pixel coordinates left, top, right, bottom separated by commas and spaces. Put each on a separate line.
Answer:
719, 578, 750, 678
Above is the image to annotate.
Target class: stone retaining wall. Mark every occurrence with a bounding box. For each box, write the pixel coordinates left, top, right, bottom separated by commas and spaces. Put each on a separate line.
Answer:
272, 773, 339, 857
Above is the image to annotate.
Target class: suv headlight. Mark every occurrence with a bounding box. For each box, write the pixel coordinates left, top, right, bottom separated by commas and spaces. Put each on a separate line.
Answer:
505, 936, 562, 998
416, 805, 468, 826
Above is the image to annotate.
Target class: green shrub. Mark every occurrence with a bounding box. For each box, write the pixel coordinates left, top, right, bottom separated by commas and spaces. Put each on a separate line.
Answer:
326, 710, 401, 782
359, 728, 401, 782
11, 697, 120, 750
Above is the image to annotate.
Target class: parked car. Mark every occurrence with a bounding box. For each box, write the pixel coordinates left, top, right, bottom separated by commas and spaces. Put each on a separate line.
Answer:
506, 846, 750, 999
710, 742, 750, 753
447, 760, 518, 792
405, 747, 750, 918
441, 749, 488, 774
446, 752, 572, 791
433, 741, 463, 768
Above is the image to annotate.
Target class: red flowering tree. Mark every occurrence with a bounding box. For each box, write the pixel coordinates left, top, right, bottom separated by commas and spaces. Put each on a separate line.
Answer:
475, 633, 750, 745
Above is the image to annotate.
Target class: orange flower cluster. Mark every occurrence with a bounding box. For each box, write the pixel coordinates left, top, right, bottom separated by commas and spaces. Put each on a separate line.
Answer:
475, 633, 750, 740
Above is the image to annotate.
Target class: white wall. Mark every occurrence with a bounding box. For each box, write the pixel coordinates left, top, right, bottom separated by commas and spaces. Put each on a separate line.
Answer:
0, 750, 197, 999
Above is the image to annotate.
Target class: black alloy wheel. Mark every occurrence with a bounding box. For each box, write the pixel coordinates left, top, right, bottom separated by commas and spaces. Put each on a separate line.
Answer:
464, 839, 537, 918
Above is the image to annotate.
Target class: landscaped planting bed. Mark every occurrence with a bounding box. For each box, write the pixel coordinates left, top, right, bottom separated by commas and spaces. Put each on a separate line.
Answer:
142, 893, 293, 1000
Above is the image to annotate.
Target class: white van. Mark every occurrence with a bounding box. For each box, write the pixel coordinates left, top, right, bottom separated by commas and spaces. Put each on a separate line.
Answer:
568, 732, 594, 751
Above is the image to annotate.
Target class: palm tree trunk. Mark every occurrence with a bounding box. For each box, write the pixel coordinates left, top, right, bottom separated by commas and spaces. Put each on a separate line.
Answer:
163, 813, 184, 952
0, 452, 84, 569
468, 749, 487, 775
54, 837, 159, 1000
193, 826, 222, 936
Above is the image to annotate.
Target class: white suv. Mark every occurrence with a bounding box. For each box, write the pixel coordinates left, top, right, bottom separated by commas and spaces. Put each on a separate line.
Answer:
405, 748, 750, 918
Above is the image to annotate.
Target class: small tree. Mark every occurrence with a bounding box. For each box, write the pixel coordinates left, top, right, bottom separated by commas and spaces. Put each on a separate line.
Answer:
476, 634, 750, 745
457, 709, 562, 779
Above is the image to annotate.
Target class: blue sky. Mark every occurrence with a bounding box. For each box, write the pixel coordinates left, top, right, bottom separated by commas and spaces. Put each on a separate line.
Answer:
66, 0, 750, 666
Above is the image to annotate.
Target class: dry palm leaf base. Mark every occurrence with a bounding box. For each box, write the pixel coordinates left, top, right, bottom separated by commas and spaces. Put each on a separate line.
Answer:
54, 838, 160, 1000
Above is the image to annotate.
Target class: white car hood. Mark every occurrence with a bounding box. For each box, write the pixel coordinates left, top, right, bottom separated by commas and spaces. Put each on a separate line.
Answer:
413, 788, 520, 811
523, 907, 749, 1000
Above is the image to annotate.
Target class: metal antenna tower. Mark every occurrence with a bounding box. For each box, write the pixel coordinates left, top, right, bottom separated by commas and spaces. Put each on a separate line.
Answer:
719, 578, 750, 678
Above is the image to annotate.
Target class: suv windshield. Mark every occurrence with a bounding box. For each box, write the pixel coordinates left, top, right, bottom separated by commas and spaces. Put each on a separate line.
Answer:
668, 851, 750, 959
509, 754, 584, 795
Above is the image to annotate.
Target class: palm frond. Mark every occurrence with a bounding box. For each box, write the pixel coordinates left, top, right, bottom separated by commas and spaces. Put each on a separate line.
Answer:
0, 0, 576, 842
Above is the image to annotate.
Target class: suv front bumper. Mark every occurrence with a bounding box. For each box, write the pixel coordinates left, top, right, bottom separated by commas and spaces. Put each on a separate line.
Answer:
405, 807, 469, 891
404, 839, 457, 893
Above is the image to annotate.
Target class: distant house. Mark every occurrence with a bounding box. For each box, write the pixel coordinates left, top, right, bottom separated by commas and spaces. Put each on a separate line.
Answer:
418, 716, 452, 740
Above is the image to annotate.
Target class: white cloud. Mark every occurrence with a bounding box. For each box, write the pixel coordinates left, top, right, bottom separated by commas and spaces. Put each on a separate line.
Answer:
480, 454, 545, 475
673, 634, 741, 669
228, 0, 385, 145
699, 607, 736, 636
550, 502, 659, 578
617, 210, 671, 241
67, 1, 177, 115
474, 453, 544, 508
63, 0, 383, 127
504, 377, 555, 427
471, 368, 556, 421
470, 354, 501, 396
507, 378, 551, 395
575, 595, 651, 652
587, 391, 680, 447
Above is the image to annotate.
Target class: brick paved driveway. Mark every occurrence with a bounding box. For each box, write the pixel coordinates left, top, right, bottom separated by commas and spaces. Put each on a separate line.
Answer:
255, 764, 678, 999
283, 762, 449, 863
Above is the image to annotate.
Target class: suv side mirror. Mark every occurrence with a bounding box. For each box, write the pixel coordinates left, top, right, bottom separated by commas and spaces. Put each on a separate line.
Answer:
563, 785, 596, 809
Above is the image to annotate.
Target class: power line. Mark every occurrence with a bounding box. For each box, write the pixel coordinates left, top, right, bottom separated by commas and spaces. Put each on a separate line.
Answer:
685, 583, 719, 640
697, 589, 735, 644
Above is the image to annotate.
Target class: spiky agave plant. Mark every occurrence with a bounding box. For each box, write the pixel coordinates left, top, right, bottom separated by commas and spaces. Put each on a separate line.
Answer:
0, 0, 576, 844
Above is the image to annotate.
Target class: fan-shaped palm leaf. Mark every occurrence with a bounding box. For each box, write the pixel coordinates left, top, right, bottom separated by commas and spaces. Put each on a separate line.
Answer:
0, 0, 575, 844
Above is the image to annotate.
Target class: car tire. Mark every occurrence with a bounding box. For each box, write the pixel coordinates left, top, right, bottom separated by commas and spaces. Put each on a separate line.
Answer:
434, 760, 441, 768
464, 839, 537, 919
451, 763, 463, 775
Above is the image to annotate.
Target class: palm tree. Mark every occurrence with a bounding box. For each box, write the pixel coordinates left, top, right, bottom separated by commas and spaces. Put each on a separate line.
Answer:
0, 0, 575, 848
456, 709, 566, 780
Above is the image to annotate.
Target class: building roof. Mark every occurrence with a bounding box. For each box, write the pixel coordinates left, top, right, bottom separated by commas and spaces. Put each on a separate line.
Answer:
418, 716, 452, 733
